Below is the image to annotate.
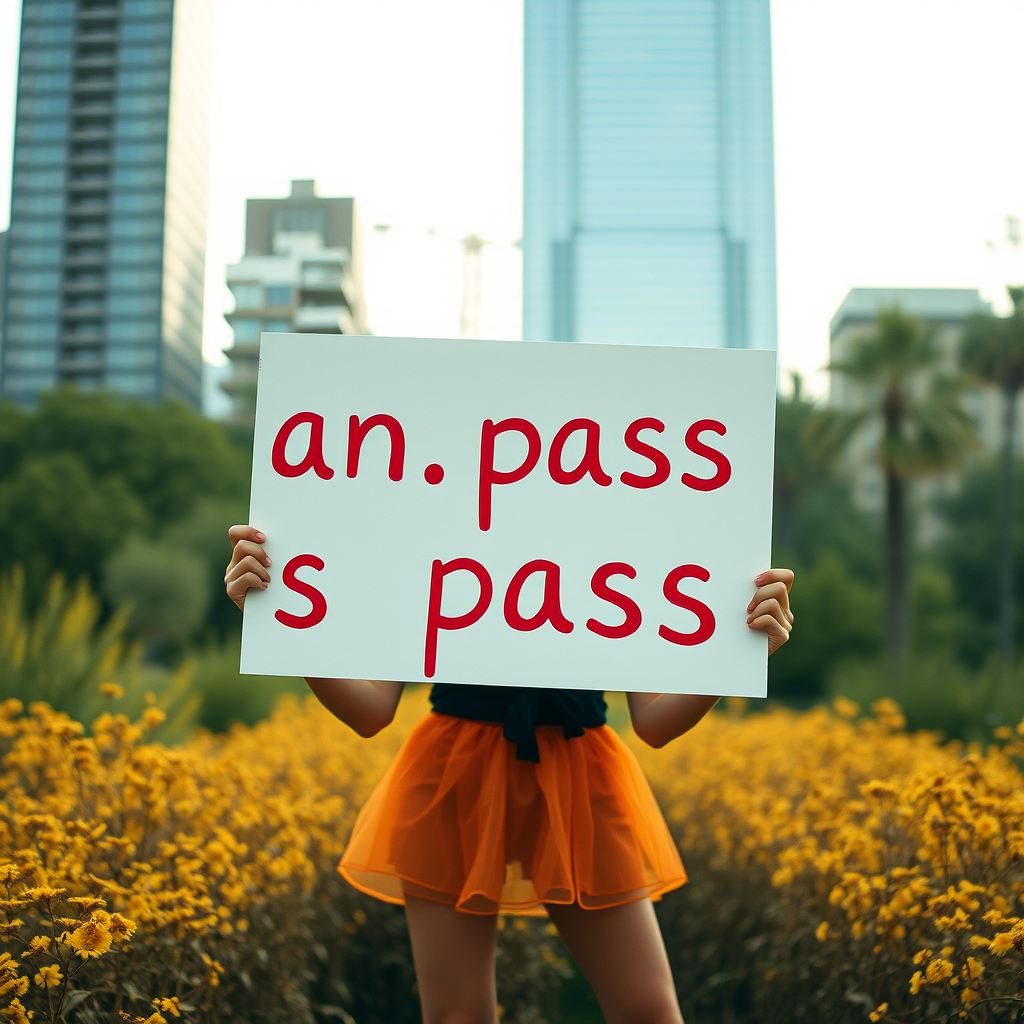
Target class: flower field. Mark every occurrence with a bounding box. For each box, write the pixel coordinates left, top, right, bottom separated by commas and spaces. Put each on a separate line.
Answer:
634, 698, 1024, 1023
0, 688, 1022, 1023
0, 689, 564, 1024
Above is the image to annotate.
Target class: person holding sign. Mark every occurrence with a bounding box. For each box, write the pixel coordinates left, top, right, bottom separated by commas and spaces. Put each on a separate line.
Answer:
225, 524, 793, 1024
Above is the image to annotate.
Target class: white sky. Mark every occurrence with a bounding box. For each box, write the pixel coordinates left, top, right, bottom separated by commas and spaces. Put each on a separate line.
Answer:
0, 0, 1022, 397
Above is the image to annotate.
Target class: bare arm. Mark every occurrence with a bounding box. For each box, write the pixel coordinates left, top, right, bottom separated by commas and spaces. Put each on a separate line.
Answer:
225, 525, 404, 738
302, 677, 404, 738
628, 568, 794, 748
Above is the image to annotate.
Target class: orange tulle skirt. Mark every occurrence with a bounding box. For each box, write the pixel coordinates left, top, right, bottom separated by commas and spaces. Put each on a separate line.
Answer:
338, 712, 687, 915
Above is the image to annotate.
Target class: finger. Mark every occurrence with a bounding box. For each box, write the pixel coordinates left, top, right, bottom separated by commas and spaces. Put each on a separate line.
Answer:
746, 598, 786, 626
228, 524, 266, 547
747, 581, 790, 614
747, 613, 791, 654
226, 571, 268, 609
754, 568, 794, 592
226, 556, 270, 586
227, 540, 271, 573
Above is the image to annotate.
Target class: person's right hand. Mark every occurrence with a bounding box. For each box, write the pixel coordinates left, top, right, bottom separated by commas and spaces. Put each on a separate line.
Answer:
225, 525, 271, 611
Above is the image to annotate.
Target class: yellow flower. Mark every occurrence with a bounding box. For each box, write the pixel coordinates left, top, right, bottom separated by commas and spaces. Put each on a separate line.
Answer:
832, 696, 860, 719
966, 956, 984, 980
815, 921, 829, 942
0, 998, 32, 1024
68, 896, 107, 913
26, 937, 50, 955
869, 1003, 889, 1022
925, 959, 954, 984
109, 913, 136, 943
909, 971, 925, 995
991, 932, 1015, 955
33, 965, 61, 989
862, 780, 897, 799
99, 682, 124, 699
141, 707, 166, 731
66, 919, 112, 958
961, 988, 981, 1007
152, 997, 181, 1018
21, 887, 65, 903
0, 977, 29, 999
142, 1015, 166, 1024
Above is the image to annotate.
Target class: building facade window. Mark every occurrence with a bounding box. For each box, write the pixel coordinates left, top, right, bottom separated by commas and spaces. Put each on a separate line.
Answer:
232, 318, 260, 342
231, 284, 261, 310
264, 285, 292, 306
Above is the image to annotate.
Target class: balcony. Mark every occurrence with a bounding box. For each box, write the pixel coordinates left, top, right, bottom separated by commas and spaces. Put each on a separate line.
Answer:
73, 77, 114, 92
64, 280, 105, 294
67, 199, 109, 215
59, 353, 104, 373
293, 305, 349, 333
75, 50, 117, 69
69, 147, 111, 165
69, 176, 110, 192
64, 249, 106, 266
60, 329, 104, 347
65, 228, 109, 245
72, 102, 113, 117
77, 6, 119, 21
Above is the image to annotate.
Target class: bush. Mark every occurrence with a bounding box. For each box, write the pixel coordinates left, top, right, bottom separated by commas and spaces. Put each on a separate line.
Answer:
634, 699, 1024, 1024
768, 551, 883, 702
104, 536, 211, 648
0, 390, 249, 607
0, 566, 197, 740
187, 637, 305, 733
829, 655, 1024, 743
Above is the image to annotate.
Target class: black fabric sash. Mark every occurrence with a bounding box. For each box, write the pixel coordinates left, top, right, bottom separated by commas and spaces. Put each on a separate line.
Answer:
429, 684, 608, 763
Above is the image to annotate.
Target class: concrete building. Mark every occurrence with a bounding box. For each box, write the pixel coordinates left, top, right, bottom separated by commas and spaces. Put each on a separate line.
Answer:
221, 180, 368, 422
523, 0, 777, 350
0, 0, 211, 408
829, 287, 1023, 520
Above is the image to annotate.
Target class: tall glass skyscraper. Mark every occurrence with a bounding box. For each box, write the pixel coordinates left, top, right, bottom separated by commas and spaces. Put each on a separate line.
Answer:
0, 0, 211, 407
523, 0, 777, 350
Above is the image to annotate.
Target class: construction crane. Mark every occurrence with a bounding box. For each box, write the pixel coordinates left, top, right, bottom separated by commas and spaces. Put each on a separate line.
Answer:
373, 224, 517, 339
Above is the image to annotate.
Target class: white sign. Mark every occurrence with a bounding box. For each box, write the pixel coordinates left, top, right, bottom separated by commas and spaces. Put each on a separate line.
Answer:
241, 334, 777, 696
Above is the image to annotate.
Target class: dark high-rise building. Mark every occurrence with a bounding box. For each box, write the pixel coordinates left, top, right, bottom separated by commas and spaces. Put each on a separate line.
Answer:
0, 0, 211, 407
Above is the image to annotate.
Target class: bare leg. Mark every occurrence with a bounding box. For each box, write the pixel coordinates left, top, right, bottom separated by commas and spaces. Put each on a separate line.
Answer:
404, 894, 499, 1024
546, 899, 684, 1024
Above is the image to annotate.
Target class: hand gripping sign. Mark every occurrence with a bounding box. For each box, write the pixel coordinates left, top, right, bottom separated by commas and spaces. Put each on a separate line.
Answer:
240, 334, 777, 697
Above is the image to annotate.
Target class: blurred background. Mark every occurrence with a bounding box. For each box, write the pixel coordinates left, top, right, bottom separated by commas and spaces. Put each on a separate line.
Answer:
1, 0, 1023, 740
0, 2, 1023, 1021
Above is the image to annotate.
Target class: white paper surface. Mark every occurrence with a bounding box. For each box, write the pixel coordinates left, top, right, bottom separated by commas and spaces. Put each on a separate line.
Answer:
241, 334, 776, 696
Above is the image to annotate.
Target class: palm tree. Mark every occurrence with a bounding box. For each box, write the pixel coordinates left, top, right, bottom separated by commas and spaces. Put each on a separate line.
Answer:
960, 287, 1024, 664
808, 306, 978, 660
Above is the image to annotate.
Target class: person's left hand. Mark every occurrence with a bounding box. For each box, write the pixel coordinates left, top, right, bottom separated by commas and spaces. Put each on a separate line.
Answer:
747, 568, 794, 655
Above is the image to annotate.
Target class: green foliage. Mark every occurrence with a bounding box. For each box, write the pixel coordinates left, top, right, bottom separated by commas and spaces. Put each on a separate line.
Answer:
188, 636, 306, 733
768, 552, 883, 702
937, 456, 1024, 660
828, 654, 1024, 743
960, 286, 1024, 396
0, 451, 149, 591
810, 307, 978, 479
104, 535, 211, 645
0, 567, 198, 740
0, 389, 249, 604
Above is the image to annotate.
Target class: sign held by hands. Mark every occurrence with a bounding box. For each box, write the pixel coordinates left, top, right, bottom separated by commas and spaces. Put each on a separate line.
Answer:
241, 334, 776, 696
